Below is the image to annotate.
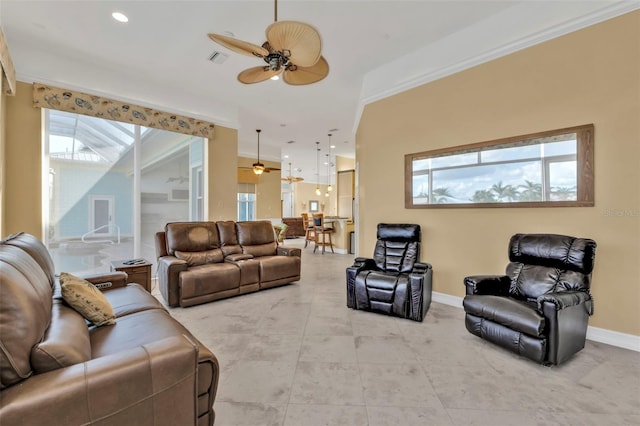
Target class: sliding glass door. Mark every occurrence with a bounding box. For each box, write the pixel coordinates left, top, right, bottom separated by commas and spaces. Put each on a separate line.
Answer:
44, 109, 205, 277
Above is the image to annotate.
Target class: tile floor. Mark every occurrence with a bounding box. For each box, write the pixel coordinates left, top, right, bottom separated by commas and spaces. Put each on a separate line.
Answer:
158, 238, 640, 426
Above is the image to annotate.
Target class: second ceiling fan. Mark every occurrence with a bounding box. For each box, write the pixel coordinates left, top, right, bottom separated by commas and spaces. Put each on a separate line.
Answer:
239, 129, 281, 175
208, 0, 329, 85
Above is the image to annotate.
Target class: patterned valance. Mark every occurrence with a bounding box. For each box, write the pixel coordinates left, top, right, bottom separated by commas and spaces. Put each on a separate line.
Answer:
0, 27, 16, 95
32, 83, 215, 139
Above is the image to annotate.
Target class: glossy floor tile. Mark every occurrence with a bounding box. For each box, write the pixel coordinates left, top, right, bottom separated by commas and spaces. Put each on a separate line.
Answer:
157, 238, 640, 426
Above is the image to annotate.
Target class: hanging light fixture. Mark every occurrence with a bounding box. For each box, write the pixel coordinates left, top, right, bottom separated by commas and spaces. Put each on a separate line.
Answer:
327, 133, 333, 192
324, 153, 330, 197
252, 129, 265, 175
315, 141, 321, 195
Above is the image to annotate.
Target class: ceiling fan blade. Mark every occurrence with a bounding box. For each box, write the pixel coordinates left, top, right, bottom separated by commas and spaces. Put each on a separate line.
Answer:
266, 21, 321, 67
208, 33, 269, 57
282, 176, 304, 183
237, 66, 282, 84
283, 56, 329, 86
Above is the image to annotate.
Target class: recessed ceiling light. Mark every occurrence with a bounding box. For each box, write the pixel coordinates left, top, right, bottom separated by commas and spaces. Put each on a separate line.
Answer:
330, 145, 336, 149
270, 75, 280, 81
112, 12, 128, 23
283, 155, 289, 158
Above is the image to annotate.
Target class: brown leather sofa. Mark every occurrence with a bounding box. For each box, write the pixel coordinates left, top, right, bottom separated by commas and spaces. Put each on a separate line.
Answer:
282, 217, 305, 237
155, 220, 302, 308
0, 232, 219, 426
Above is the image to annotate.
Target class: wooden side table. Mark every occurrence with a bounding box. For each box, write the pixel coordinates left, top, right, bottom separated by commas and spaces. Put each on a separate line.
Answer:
110, 259, 152, 292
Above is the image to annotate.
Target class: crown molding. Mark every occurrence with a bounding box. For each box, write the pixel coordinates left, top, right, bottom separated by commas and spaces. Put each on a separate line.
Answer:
353, 1, 640, 134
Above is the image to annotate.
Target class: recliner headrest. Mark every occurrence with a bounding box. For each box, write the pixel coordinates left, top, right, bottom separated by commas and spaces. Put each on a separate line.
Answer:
377, 223, 421, 242
508, 233, 596, 274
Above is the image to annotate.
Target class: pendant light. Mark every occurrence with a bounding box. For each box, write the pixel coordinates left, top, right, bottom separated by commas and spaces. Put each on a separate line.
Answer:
315, 141, 321, 196
324, 153, 330, 197
327, 133, 333, 192
252, 129, 265, 175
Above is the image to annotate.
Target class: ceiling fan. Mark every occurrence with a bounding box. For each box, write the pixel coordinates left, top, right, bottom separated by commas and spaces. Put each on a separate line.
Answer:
208, 0, 329, 85
239, 129, 281, 175
281, 162, 304, 184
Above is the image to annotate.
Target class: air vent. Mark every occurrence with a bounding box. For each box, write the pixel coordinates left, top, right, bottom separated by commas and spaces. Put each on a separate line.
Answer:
208, 51, 229, 64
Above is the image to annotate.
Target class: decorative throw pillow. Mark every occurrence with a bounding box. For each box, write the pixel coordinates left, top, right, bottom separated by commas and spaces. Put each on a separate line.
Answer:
59, 272, 116, 326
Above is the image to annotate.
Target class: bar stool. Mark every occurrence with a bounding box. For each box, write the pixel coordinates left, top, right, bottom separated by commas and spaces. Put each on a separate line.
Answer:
301, 212, 315, 248
312, 213, 334, 254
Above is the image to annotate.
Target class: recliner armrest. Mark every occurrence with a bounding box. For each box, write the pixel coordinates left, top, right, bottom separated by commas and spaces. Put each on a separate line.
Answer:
464, 275, 510, 296
82, 271, 128, 290
412, 262, 432, 274
0, 335, 199, 425
351, 257, 377, 270
537, 290, 593, 315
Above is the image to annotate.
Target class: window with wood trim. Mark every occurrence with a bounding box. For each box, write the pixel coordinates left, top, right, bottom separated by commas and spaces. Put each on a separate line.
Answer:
405, 124, 594, 208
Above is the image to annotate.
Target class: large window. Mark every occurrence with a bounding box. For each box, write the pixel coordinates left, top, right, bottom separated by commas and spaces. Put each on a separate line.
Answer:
238, 183, 256, 221
405, 124, 594, 208
44, 110, 205, 276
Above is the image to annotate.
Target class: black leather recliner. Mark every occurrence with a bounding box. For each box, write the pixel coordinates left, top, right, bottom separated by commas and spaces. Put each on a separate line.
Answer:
463, 233, 597, 365
346, 223, 432, 321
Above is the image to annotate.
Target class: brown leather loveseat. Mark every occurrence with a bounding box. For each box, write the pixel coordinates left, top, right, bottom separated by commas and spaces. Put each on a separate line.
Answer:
0, 232, 219, 426
155, 220, 302, 308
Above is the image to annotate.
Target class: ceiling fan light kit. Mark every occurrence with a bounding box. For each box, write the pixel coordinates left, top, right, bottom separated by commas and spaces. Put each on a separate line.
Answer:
208, 0, 329, 86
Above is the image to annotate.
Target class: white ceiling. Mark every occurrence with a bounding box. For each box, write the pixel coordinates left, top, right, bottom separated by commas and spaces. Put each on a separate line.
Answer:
2, 0, 636, 183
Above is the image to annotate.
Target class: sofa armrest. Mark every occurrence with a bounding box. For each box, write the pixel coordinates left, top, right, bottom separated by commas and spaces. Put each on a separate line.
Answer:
82, 271, 128, 290
0, 335, 199, 426
537, 290, 593, 315
225, 253, 254, 262
464, 275, 510, 296
157, 256, 188, 307
277, 247, 301, 257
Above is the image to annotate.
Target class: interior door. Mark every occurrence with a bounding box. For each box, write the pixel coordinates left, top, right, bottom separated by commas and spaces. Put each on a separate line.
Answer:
90, 195, 114, 235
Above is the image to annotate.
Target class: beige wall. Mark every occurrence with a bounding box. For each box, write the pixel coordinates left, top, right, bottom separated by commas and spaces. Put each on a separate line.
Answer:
336, 155, 355, 172
294, 182, 337, 217
0, 77, 5, 236
356, 11, 640, 336
4, 81, 42, 238
2, 81, 240, 236
208, 126, 239, 221
238, 156, 282, 219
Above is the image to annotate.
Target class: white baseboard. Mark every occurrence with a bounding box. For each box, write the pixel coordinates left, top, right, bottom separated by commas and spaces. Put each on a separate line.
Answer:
432, 291, 640, 352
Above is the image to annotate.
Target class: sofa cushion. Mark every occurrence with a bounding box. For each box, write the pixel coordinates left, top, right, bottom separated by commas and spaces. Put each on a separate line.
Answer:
259, 255, 301, 283
463, 295, 546, 337
165, 222, 220, 256
60, 272, 116, 327
31, 301, 91, 373
102, 284, 166, 317
243, 242, 277, 258
179, 263, 240, 298
1, 232, 56, 287
0, 245, 53, 389
174, 249, 224, 266
236, 221, 277, 256
217, 221, 242, 256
